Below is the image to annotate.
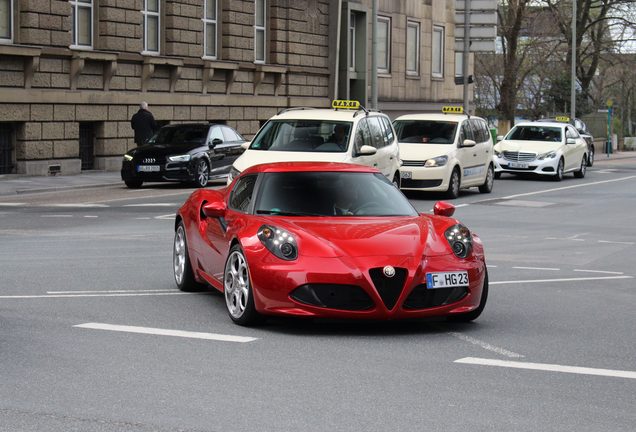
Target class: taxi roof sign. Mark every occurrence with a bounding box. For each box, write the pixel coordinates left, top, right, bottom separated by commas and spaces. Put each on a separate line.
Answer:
332, 100, 360, 109
442, 106, 464, 114
555, 115, 570, 123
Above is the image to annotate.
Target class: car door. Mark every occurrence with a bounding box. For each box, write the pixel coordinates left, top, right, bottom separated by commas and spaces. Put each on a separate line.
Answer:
206, 126, 227, 172
456, 120, 479, 186
367, 116, 391, 177
350, 117, 383, 173
565, 125, 586, 170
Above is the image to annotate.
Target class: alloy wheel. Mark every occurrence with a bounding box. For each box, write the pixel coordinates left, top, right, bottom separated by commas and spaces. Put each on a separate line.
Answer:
224, 250, 250, 319
173, 226, 186, 286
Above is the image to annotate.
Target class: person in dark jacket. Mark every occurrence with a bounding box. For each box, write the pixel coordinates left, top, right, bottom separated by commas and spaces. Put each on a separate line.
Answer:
130, 101, 158, 145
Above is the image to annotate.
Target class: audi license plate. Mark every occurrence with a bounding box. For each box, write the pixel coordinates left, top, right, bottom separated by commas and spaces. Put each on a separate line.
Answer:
426, 271, 469, 289
400, 171, 412, 179
137, 165, 160, 172
507, 161, 529, 169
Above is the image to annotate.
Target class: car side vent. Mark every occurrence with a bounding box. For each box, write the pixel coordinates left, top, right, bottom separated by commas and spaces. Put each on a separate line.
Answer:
369, 267, 407, 310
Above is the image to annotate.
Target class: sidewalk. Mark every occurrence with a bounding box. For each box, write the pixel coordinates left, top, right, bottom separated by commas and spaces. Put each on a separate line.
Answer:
1, 151, 634, 197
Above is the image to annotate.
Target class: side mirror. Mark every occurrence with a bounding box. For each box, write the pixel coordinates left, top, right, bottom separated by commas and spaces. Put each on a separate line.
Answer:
496, 135, 504, 142
356, 145, 377, 156
240, 142, 250, 150
201, 191, 227, 218
209, 138, 223, 147
566, 138, 576, 145
433, 201, 455, 217
461, 139, 476, 148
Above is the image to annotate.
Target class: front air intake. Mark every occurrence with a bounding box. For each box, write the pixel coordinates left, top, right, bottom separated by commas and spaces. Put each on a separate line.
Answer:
369, 267, 407, 310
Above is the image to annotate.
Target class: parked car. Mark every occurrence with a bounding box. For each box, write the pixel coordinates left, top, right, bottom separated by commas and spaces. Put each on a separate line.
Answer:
393, 111, 494, 198
227, 101, 401, 186
121, 123, 246, 188
539, 116, 594, 166
174, 162, 488, 326
493, 121, 588, 181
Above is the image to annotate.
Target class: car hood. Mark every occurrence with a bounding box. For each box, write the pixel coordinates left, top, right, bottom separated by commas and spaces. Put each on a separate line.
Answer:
495, 140, 563, 154
398, 143, 454, 161
132, 143, 205, 157
274, 216, 452, 258
233, 150, 349, 172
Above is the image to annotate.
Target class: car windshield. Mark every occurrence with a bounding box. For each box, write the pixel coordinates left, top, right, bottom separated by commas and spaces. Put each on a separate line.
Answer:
249, 120, 352, 153
393, 120, 457, 144
148, 125, 209, 146
506, 126, 562, 142
255, 171, 418, 217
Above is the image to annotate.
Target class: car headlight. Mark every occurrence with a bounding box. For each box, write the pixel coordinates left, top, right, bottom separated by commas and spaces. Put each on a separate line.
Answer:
123, 154, 134, 161
228, 166, 241, 182
537, 151, 557, 160
167, 154, 191, 163
493, 150, 502, 158
258, 225, 298, 261
424, 155, 448, 167
445, 224, 472, 258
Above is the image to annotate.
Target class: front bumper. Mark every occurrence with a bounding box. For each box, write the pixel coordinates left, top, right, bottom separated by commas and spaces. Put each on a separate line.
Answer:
493, 155, 558, 176
248, 252, 486, 320
399, 166, 447, 191
121, 160, 195, 183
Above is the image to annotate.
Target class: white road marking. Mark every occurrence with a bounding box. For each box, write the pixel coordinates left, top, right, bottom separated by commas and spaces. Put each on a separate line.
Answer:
135, 217, 151, 220
513, 266, 560, 271
123, 203, 177, 207
83, 215, 99, 218
74, 323, 258, 343
47, 203, 109, 208
490, 275, 633, 285
573, 269, 624, 275
446, 332, 524, 358
546, 237, 585, 241
501, 175, 636, 200
487, 265, 497, 268
155, 213, 176, 220
41, 214, 73, 218
0, 202, 25, 206
47, 289, 179, 294
598, 240, 634, 245
496, 200, 554, 208
0, 292, 195, 299
454, 357, 636, 380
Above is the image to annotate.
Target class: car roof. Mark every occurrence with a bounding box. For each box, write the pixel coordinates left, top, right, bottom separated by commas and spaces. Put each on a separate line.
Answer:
241, 161, 379, 176
271, 108, 385, 122
513, 121, 568, 129
393, 113, 478, 122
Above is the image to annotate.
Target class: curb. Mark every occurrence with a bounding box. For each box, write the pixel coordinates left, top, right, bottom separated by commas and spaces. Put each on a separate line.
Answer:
1, 182, 121, 197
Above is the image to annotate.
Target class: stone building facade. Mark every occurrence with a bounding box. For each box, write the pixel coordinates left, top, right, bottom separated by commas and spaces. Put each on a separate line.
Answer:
0, 0, 468, 176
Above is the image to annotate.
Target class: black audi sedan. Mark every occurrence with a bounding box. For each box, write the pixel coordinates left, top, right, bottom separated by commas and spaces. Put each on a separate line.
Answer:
121, 123, 247, 188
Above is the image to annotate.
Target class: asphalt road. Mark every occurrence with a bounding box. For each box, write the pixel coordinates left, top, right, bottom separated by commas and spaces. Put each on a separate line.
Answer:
1, 160, 635, 432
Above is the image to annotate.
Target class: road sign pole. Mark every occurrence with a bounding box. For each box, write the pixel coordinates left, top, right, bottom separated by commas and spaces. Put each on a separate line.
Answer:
462, 0, 470, 114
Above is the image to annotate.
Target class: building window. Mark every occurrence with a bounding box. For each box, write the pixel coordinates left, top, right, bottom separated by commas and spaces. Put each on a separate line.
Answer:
254, 0, 266, 63
70, 0, 93, 48
455, 52, 463, 77
203, 0, 217, 59
0, 0, 12, 43
377, 16, 390, 74
143, 0, 160, 54
348, 12, 356, 71
432, 25, 444, 78
406, 20, 419, 76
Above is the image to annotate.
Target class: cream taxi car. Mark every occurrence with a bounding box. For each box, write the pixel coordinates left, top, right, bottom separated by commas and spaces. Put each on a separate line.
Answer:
393, 110, 494, 198
493, 121, 588, 181
228, 101, 401, 186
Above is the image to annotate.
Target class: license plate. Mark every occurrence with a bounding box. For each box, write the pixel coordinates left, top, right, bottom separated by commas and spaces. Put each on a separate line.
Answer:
400, 171, 412, 179
508, 161, 529, 169
426, 271, 469, 289
137, 165, 160, 172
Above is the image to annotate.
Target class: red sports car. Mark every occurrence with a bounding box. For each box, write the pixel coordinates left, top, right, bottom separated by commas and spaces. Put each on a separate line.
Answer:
173, 162, 488, 326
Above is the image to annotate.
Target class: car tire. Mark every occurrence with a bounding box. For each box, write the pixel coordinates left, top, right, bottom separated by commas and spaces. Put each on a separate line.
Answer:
392, 173, 400, 189
587, 146, 594, 167
448, 269, 488, 322
173, 222, 205, 292
574, 155, 587, 178
193, 159, 210, 188
124, 179, 143, 189
446, 168, 461, 199
553, 158, 564, 182
224, 244, 261, 326
478, 164, 494, 194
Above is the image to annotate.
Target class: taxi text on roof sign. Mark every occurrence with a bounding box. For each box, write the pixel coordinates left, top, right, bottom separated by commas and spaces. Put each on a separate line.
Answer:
555, 116, 570, 123
442, 106, 464, 114
332, 100, 360, 109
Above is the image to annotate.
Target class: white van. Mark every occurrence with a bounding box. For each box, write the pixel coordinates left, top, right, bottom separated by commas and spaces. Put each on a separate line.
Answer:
393, 112, 494, 198
228, 103, 401, 186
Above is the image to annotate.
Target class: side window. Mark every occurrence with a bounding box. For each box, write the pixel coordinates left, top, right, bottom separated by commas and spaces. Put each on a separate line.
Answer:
209, 126, 224, 143
229, 175, 257, 212
354, 118, 372, 152
460, 121, 474, 144
367, 117, 385, 149
566, 126, 579, 138
380, 116, 395, 146
221, 126, 241, 142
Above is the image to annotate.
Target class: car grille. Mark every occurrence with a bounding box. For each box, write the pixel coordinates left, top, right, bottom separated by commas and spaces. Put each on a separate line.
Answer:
401, 160, 426, 167
369, 267, 408, 310
503, 151, 536, 162
290, 284, 374, 311
402, 285, 468, 310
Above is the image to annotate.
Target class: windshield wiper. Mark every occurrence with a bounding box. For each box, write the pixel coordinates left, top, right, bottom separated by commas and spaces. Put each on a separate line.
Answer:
256, 210, 324, 217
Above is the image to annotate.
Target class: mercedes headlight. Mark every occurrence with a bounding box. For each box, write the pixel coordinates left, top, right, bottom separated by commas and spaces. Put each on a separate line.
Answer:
167, 154, 191, 162
537, 151, 557, 160
445, 224, 473, 258
228, 166, 241, 182
424, 155, 448, 167
494, 149, 502, 158
258, 225, 298, 261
